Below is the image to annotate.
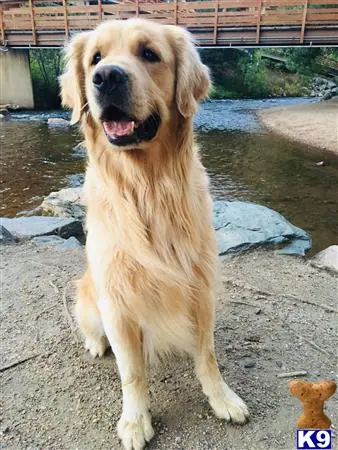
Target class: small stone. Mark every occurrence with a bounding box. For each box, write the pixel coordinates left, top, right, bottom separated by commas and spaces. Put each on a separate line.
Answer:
72, 141, 87, 157
245, 334, 260, 343
311, 245, 338, 273
47, 118, 70, 128
243, 358, 256, 368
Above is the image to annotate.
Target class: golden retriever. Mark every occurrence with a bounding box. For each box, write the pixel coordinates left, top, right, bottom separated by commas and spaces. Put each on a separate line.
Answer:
60, 19, 249, 450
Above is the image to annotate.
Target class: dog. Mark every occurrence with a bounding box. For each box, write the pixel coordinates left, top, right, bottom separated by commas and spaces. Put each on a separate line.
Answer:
60, 19, 249, 450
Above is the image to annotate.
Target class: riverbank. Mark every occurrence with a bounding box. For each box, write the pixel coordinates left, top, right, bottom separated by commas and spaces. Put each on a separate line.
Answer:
1, 243, 337, 450
259, 98, 338, 153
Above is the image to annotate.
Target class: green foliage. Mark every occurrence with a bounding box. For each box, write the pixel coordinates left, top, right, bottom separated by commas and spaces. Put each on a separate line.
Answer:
30, 49, 63, 109
200, 47, 336, 99
28, 47, 337, 107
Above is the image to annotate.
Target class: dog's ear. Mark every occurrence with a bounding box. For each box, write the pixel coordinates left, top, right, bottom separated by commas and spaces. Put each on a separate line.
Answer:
60, 32, 91, 125
166, 26, 211, 118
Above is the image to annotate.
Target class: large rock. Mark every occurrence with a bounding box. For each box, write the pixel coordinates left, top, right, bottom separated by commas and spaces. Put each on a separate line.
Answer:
72, 142, 87, 157
0, 216, 83, 240
32, 235, 82, 251
41, 187, 85, 220
311, 245, 338, 272
0, 225, 16, 244
47, 118, 70, 128
38, 189, 311, 256
213, 201, 311, 256
311, 76, 337, 98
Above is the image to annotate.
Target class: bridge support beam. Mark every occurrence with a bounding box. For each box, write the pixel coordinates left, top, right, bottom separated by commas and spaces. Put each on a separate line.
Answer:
0, 49, 34, 109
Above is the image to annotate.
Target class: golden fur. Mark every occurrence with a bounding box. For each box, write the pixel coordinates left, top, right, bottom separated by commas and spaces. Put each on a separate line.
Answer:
61, 19, 248, 450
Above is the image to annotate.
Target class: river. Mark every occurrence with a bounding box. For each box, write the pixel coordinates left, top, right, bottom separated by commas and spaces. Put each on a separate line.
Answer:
1, 98, 337, 254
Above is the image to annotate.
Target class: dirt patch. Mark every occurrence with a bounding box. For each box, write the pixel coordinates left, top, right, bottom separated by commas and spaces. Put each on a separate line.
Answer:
259, 99, 338, 154
1, 243, 337, 449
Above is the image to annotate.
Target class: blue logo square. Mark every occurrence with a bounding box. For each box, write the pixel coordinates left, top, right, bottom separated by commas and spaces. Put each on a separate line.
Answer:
296, 429, 332, 449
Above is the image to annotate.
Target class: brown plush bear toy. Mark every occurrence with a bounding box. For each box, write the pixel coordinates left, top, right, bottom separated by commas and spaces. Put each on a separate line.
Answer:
289, 379, 336, 429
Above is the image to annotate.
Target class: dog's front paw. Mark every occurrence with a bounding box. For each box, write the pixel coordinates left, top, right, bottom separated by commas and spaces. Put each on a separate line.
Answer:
117, 411, 154, 450
209, 382, 249, 424
84, 336, 108, 358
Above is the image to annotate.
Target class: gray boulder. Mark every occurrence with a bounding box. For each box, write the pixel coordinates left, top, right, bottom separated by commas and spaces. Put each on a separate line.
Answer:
0, 216, 83, 240
41, 187, 85, 221
0, 108, 10, 120
32, 235, 82, 250
0, 225, 16, 244
47, 118, 70, 128
213, 201, 311, 256
311, 245, 338, 272
72, 141, 87, 157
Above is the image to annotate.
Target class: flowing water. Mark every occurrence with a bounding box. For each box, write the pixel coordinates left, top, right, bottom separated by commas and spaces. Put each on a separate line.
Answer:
1, 98, 337, 254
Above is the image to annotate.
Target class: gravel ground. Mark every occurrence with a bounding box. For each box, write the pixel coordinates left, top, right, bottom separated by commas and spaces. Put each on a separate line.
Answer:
258, 98, 338, 153
1, 243, 337, 450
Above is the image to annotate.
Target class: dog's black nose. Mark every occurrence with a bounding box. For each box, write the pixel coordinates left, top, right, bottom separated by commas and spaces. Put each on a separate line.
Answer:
93, 65, 128, 93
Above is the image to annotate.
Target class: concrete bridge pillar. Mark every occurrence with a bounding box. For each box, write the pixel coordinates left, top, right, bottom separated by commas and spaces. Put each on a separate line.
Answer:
0, 49, 34, 109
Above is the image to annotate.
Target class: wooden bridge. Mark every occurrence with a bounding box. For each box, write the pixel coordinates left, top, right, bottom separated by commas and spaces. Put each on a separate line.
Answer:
0, 0, 337, 47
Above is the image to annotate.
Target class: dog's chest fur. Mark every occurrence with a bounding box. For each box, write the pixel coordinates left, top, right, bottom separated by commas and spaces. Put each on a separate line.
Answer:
83, 158, 214, 358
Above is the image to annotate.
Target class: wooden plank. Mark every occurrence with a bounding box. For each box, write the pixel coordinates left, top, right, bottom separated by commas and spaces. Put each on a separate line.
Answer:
263, 9, 306, 15
138, 3, 176, 11
0, 7, 5, 45
34, 20, 65, 28
213, 0, 218, 44
256, 0, 262, 43
62, 0, 68, 40
138, 13, 174, 21
178, 2, 217, 10
28, 0, 36, 44
32, 7, 63, 14
62, 6, 98, 14
300, 0, 308, 42
262, 0, 306, 5
307, 12, 338, 20
179, 16, 216, 25
102, 4, 146, 13
174, 0, 178, 24
3, 19, 32, 28
218, 15, 257, 23
261, 15, 303, 23
308, 0, 338, 4
307, 8, 338, 15
219, 0, 257, 6
208, 10, 256, 16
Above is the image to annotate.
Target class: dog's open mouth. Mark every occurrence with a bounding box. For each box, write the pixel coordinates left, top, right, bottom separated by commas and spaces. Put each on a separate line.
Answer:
101, 105, 161, 147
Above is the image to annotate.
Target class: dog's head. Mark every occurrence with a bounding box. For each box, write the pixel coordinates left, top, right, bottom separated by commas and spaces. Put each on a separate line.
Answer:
60, 19, 210, 149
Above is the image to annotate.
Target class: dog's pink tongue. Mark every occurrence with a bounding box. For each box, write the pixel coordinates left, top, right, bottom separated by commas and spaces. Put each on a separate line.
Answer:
103, 121, 134, 138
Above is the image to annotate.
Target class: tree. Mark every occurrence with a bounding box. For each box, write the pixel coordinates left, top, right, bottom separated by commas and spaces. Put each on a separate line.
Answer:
30, 49, 63, 109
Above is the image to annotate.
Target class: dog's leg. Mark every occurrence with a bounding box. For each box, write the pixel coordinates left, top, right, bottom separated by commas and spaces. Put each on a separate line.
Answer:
98, 297, 154, 450
193, 293, 249, 424
75, 271, 109, 358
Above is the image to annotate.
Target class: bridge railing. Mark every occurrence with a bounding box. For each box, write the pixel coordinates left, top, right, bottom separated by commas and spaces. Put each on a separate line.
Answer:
1, 0, 337, 47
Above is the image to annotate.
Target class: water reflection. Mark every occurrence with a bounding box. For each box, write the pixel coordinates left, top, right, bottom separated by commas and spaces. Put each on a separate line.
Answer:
1, 100, 337, 254
198, 130, 338, 253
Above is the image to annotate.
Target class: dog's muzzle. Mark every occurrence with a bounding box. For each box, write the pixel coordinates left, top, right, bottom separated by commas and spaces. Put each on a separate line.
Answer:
93, 65, 161, 147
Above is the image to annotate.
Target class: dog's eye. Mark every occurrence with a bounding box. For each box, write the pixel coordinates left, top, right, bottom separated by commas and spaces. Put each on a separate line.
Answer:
141, 47, 160, 63
92, 51, 101, 65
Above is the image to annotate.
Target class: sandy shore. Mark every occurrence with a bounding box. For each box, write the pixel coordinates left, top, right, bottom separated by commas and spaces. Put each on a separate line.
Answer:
1, 243, 337, 449
259, 98, 338, 153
